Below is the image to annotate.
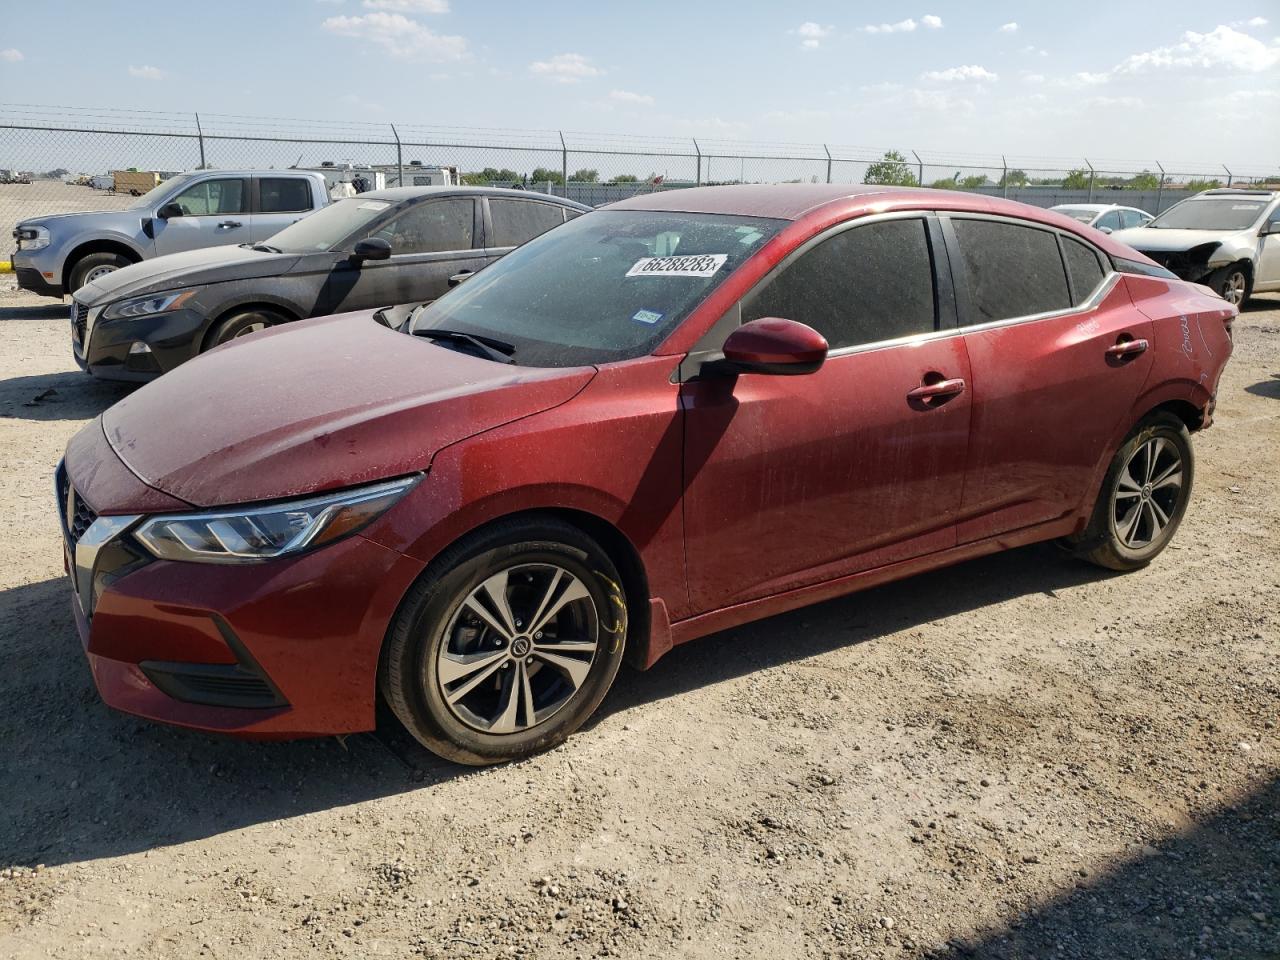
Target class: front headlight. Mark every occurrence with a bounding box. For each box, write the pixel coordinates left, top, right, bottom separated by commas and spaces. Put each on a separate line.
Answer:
16, 225, 50, 250
104, 289, 198, 321
133, 475, 420, 564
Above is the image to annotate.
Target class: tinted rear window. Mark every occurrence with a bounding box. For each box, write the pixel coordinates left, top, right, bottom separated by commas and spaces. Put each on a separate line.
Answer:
259, 177, 313, 213
953, 219, 1071, 323
1062, 236, 1107, 304
744, 218, 936, 349
490, 200, 567, 247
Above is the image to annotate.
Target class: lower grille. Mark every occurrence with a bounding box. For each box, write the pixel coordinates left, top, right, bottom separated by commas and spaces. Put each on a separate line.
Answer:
140, 662, 286, 709
72, 300, 90, 345
57, 463, 99, 542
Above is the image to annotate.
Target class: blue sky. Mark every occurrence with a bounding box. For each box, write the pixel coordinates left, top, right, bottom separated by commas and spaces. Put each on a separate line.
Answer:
3, 1, 1278, 169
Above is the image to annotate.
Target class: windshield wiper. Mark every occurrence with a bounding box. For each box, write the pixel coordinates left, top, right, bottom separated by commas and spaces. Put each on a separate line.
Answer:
252, 242, 283, 253
413, 328, 516, 365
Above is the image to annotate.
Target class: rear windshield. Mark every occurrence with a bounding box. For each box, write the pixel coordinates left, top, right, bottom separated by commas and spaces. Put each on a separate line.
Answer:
410, 209, 785, 367
1053, 207, 1099, 224
1150, 197, 1269, 231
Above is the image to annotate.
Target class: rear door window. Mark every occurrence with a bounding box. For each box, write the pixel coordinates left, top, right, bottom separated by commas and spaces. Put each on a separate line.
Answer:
1118, 209, 1146, 229
1094, 210, 1123, 232
489, 200, 567, 247
259, 177, 313, 213
373, 198, 476, 254
952, 219, 1071, 323
743, 217, 936, 349
1061, 235, 1107, 305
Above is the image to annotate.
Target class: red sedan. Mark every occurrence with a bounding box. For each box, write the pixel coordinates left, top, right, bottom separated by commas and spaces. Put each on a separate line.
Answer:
59, 185, 1234, 764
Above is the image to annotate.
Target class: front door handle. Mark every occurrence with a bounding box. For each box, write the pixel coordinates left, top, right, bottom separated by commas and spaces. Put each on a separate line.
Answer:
217, 220, 242, 229
907, 377, 966, 406
1106, 338, 1148, 361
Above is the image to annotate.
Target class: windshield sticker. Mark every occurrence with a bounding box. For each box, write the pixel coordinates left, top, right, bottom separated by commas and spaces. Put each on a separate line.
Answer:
631, 308, 664, 325
357, 201, 391, 210
626, 254, 728, 278
1230, 204, 1263, 211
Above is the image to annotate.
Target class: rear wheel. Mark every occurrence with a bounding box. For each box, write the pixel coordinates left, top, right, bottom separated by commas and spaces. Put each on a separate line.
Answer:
1075, 412, 1194, 571
69, 252, 131, 292
204, 307, 288, 349
1209, 263, 1250, 306
379, 518, 628, 765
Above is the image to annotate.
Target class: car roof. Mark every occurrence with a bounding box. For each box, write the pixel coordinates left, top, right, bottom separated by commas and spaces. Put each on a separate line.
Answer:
358, 185, 590, 209
1199, 188, 1277, 198
1051, 203, 1124, 212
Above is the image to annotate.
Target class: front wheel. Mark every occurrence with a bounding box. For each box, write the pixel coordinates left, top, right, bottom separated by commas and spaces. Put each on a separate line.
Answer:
204, 307, 287, 350
1209, 264, 1250, 306
69, 252, 131, 292
1075, 412, 1194, 571
379, 519, 628, 765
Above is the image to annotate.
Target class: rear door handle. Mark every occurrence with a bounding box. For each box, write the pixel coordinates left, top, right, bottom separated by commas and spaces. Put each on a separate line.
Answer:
1106, 338, 1148, 360
217, 220, 242, 229
907, 377, 966, 404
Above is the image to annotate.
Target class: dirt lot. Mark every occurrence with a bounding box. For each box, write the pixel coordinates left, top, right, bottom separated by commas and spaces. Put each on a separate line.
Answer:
0, 182, 137, 255
0, 274, 1276, 960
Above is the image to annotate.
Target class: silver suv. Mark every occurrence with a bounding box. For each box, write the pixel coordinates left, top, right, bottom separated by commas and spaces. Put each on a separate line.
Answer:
1111, 188, 1280, 306
10, 170, 329, 298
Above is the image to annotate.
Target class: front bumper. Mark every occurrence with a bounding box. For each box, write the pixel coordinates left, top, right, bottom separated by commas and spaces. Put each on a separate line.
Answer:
12, 248, 64, 298
60, 442, 427, 738
1133, 249, 1220, 285
72, 299, 213, 382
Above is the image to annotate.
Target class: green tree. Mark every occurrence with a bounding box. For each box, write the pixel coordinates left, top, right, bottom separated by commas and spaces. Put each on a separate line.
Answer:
999, 168, 1028, 188
1127, 170, 1161, 191
863, 150, 918, 187
1062, 168, 1091, 190
1184, 178, 1223, 192
570, 168, 600, 183
929, 171, 961, 190
612, 174, 639, 183
461, 166, 521, 185
959, 174, 989, 189
530, 167, 565, 185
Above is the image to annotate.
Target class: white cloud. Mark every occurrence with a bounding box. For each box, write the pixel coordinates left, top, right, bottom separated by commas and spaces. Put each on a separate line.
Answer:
1070, 71, 1110, 86
609, 89, 653, 105
1117, 24, 1279, 73
322, 12, 467, 59
1022, 44, 1050, 57
791, 22, 833, 49
127, 65, 164, 80
529, 52, 602, 83
922, 64, 998, 82
1087, 95, 1144, 108
0, 48, 23, 62
999, 22, 1018, 33
1023, 72, 1046, 83
1229, 16, 1268, 28
921, 15, 943, 29
910, 89, 975, 114
362, 0, 448, 10
864, 18, 917, 34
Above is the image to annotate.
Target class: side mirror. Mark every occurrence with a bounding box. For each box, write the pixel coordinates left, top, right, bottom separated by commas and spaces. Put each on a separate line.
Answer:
156, 201, 184, 220
1097, 225, 1113, 235
717, 317, 828, 376
351, 237, 392, 262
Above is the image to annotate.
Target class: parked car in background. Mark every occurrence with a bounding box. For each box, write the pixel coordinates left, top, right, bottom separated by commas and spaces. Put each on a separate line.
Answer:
58, 184, 1233, 764
1049, 203, 1153, 234
66, 187, 588, 380
1111, 189, 1280, 306
10, 169, 329, 298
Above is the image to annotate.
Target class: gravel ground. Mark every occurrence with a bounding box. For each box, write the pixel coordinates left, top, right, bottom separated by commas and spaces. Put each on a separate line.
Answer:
0, 183, 138, 255
0, 274, 1277, 960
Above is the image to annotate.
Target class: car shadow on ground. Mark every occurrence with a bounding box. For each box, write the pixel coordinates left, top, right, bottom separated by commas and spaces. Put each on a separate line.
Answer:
2, 541, 1120, 870
935, 775, 1278, 959
0, 370, 135, 422
0, 303, 68, 322
1244, 374, 1280, 400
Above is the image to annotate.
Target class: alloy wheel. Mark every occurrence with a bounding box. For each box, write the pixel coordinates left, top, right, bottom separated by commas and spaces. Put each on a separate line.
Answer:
435, 563, 599, 734
231, 321, 268, 339
1112, 437, 1184, 549
1221, 270, 1246, 306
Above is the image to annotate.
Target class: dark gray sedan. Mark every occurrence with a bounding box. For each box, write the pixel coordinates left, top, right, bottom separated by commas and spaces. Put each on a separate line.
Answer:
69, 187, 589, 380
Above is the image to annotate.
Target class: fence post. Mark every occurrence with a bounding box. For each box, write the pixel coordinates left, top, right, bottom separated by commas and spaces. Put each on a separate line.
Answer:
193, 113, 206, 169
823, 144, 832, 184
390, 124, 403, 188
693, 138, 702, 186
559, 131, 568, 195
1085, 158, 1095, 201
1223, 164, 1232, 187
911, 149, 923, 186
1155, 160, 1165, 213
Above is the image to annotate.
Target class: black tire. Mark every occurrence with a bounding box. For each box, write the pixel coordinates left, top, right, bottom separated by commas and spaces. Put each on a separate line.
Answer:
1074, 412, 1194, 572
379, 518, 628, 765
69, 252, 131, 292
1208, 263, 1251, 307
204, 307, 288, 350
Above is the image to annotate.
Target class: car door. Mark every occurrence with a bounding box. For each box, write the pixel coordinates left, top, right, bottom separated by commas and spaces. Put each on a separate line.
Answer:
1093, 209, 1123, 234
945, 216, 1155, 544
252, 175, 316, 242
482, 198, 572, 273
680, 214, 973, 613
152, 176, 250, 255
311, 196, 487, 316
1256, 205, 1280, 289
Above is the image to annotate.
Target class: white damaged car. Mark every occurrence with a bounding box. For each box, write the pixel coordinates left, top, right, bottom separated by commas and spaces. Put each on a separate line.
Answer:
1112, 189, 1280, 306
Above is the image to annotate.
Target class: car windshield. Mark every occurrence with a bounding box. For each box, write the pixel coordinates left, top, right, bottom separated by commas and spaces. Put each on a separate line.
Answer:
408, 209, 786, 367
127, 173, 195, 210
265, 198, 393, 252
1149, 197, 1270, 230
1053, 207, 1100, 224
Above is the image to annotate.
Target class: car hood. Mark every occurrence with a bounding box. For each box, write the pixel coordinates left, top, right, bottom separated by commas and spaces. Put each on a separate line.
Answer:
101, 311, 596, 507
76, 245, 303, 306
1111, 227, 1240, 252
19, 209, 129, 230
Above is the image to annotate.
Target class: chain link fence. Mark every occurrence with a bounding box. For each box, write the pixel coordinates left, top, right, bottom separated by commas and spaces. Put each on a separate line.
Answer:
3, 103, 1278, 251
